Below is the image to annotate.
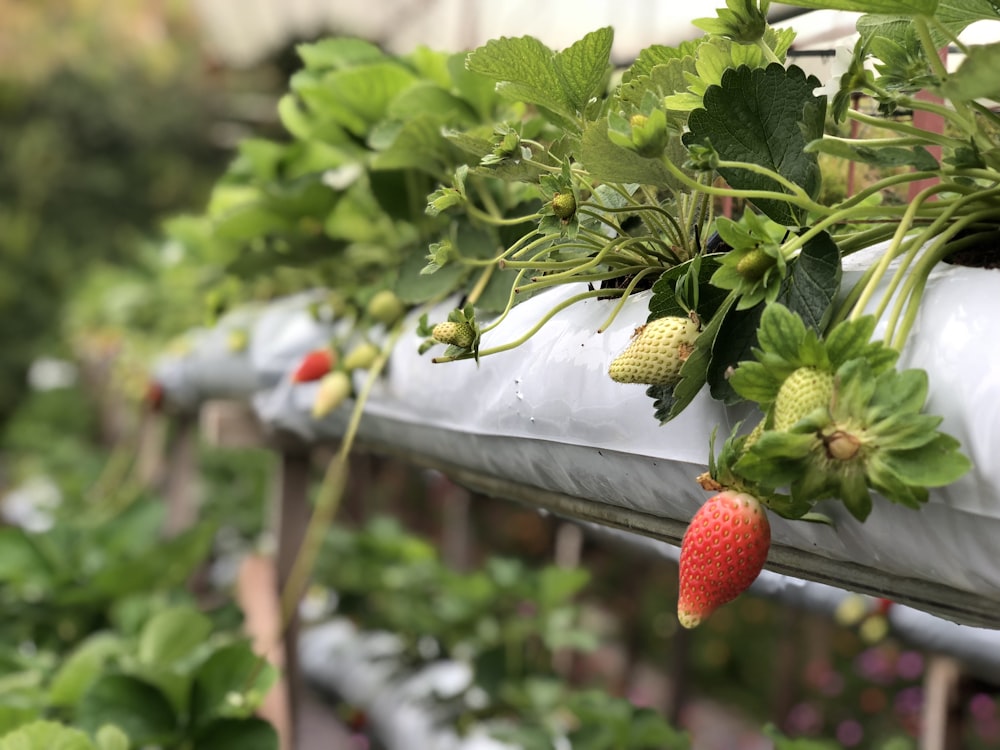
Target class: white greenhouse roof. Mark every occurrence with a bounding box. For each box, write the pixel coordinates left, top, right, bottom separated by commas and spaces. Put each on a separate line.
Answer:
191, 0, 848, 69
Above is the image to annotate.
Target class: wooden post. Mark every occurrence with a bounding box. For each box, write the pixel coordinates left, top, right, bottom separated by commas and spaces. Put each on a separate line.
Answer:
552, 522, 585, 676
271, 449, 313, 748
441, 479, 472, 571
163, 413, 199, 536
135, 410, 168, 490
921, 655, 965, 750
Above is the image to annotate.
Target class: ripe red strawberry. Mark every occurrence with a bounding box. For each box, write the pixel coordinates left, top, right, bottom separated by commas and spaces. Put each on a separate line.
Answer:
677, 491, 770, 629
291, 348, 334, 383
145, 380, 164, 412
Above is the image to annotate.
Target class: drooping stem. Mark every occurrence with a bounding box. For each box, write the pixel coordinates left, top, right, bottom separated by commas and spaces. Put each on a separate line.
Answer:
279, 327, 401, 627
885, 208, 1000, 347
434, 287, 622, 362
596, 266, 662, 333
848, 182, 955, 322
516, 265, 648, 295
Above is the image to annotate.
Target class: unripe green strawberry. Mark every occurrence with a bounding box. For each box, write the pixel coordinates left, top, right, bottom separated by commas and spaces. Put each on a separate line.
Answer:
312, 371, 351, 419
432, 321, 475, 349
367, 290, 405, 326
551, 192, 576, 220
227, 329, 249, 353
342, 341, 380, 372
742, 418, 765, 453
735, 247, 774, 281
608, 315, 699, 386
773, 366, 834, 431
677, 491, 771, 629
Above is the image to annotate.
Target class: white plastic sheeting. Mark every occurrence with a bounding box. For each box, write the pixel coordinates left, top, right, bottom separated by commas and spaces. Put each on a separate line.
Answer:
155, 247, 1000, 626
299, 619, 516, 750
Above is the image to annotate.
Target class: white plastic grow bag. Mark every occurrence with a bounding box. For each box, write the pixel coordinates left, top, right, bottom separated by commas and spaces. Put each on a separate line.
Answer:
253, 249, 1000, 626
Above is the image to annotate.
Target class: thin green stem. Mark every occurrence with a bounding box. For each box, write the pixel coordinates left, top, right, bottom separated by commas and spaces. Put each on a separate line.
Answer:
714, 159, 814, 203
885, 207, 1000, 347
596, 267, 661, 333
279, 327, 401, 626
434, 287, 623, 362
516, 266, 647, 295
658, 153, 830, 216
847, 182, 954, 322
466, 263, 495, 306
466, 203, 540, 226
845, 109, 960, 149
578, 207, 625, 236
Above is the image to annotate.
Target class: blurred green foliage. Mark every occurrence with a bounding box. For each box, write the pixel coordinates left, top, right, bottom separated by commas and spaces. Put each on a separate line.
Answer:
0, 65, 227, 437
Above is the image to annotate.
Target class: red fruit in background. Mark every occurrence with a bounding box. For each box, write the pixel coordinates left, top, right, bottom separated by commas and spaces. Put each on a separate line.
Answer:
677, 491, 770, 629
145, 380, 164, 412
291, 349, 334, 383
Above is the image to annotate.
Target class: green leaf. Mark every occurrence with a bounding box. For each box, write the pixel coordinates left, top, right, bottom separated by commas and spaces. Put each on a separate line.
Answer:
941, 42, 1000, 101
622, 40, 702, 83
190, 642, 276, 728
755, 303, 809, 365
0, 528, 54, 589
192, 718, 278, 750
684, 64, 824, 225
648, 256, 727, 321
78, 675, 177, 745
0, 707, 36, 736
579, 120, 678, 189
386, 82, 479, 124
0, 721, 95, 750
49, 633, 124, 708
370, 114, 458, 176
138, 605, 214, 667
667, 293, 736, 420
395, 251, 469, 305
296, 62, 417, 137
296, 38, 385, 72
551, 27, 614, 115
806, 138, 939, 171
935, 1, 1000, 36
778, 0, 937, 11
879, 435, 973, 487
213, 205, 291, 242
86, 524, 214, 600
466, 36, 572, 124
466, 28, 613, 128
867, 367, 928, 420
706, 301, 766, 403
779, 231, 842, 332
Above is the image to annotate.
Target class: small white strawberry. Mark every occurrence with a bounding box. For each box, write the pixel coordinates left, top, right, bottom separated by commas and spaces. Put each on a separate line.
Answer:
312, 371, 351, 419
608, 315, 699, 387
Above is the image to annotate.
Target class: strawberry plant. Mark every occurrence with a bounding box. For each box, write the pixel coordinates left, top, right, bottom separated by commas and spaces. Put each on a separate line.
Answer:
0, 495, 277, 749
141, 0, 995, 631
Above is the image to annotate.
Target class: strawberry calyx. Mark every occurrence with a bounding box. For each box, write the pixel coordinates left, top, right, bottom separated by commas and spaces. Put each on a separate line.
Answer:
727, 305, 971, 522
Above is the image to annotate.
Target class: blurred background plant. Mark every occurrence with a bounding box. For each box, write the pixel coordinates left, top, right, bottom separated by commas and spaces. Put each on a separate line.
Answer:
0, 0, 255, 441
